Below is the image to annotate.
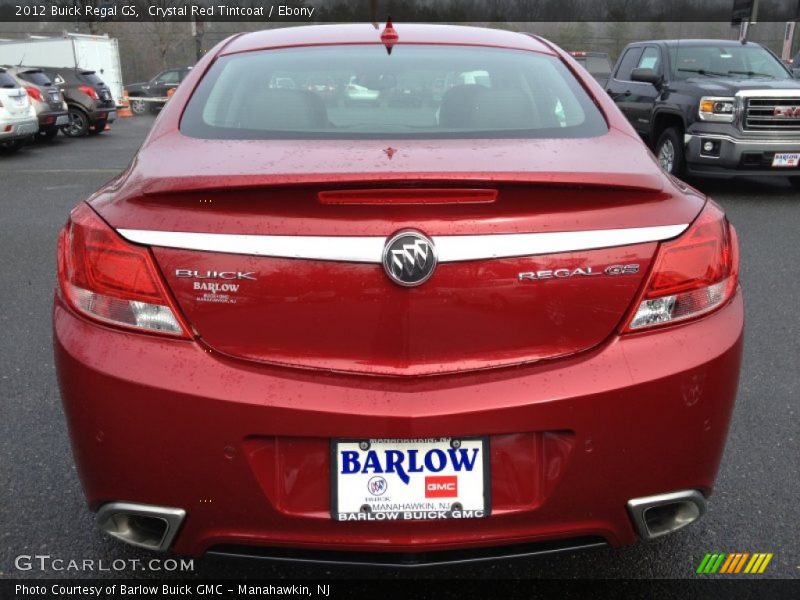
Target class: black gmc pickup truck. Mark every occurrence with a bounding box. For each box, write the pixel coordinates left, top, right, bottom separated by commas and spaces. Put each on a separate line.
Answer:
605, 39, 800, 186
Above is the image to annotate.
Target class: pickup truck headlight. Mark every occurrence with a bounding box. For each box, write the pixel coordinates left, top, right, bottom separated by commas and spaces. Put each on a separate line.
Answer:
699, 97, 736, 122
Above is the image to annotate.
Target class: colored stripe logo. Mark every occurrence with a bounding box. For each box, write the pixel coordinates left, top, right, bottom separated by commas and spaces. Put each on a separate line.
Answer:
696, 552, 773, 574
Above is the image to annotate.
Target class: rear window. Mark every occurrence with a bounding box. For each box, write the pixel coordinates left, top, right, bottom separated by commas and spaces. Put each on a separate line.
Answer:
181, 45, 608, 140
0, 71, 17, 88
18, 70, 52, 86
79, 71, 106, 87
585, 56, 611, 76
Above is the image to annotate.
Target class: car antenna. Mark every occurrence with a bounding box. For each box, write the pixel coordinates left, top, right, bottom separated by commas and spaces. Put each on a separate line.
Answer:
381, 16, 399, 55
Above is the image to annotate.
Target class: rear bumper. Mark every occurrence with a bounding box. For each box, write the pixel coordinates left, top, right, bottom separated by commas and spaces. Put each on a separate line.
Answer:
36, 110, 68, 130
0, 116, 38, 141
685, 130, 800, 178
53, 289, 743, 558
87, 106, 117, 124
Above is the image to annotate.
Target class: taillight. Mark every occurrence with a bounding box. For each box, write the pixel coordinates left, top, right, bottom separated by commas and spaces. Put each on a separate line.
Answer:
624, 201, 739, 331
78, 85, 99, 100
25, 86, 43, 102
57, 203, 189, 337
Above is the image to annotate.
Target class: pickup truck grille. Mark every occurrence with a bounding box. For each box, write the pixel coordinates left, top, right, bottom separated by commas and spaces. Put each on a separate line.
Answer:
744, 97, 800, 131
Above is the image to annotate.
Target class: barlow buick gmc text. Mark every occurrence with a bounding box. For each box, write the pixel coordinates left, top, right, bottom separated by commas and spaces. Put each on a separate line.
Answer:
54, 24, 743, 566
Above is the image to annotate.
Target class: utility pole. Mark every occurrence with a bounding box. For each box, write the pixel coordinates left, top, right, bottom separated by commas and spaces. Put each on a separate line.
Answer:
731, 0, 759, 43
191, 15, 204, 62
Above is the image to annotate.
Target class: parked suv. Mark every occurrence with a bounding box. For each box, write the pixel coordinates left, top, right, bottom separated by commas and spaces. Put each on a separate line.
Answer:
606, 40, 800, 185
125, 67, 191, 114
4, 67, 68, 140
33, 67, 117, 137
0, 67, 38, 152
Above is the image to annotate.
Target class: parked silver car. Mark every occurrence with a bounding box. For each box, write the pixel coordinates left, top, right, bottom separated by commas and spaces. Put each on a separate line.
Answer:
0, 67, 38, 152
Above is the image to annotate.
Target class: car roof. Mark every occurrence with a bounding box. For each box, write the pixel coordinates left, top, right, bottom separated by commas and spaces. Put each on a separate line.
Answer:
632, 39, 762, 48
221, 23, 554, 56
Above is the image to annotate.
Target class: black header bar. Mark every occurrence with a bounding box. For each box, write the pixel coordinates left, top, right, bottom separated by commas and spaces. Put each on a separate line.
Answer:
1, 0, 800, 23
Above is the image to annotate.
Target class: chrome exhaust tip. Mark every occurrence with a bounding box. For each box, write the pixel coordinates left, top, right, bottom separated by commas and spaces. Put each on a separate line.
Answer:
96, 502, 185, 551
627, 490, 706, 540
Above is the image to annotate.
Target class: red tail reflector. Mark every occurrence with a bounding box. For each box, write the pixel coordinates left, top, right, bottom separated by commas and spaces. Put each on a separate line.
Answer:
57, 203, 189, 337
78, 85, 99, 101
624, 201, 738, 331
25, 86, 43, 102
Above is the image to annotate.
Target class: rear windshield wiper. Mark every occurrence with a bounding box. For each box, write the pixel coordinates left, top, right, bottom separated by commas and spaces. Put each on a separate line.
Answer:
677, 68, 727, 77
726, 70, 776, 78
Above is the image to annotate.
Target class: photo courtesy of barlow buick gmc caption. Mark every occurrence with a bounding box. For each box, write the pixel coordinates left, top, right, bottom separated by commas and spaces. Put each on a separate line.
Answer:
1, 1, 798, 598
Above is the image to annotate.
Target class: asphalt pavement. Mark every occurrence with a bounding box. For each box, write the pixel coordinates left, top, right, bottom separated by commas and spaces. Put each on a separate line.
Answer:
0, 116, 798, 580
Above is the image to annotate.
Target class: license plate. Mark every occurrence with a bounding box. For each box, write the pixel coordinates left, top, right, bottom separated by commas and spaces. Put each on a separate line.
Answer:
772, 153, 800, 168
332, 437, 490, 521
17, 123, 37, 135
107, 110, 117, 121
55, 115, 69, 126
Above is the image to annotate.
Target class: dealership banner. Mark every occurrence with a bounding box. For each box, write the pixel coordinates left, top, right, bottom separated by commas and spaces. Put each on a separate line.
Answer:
1, 0, 800, 23
3, 579, 799, 599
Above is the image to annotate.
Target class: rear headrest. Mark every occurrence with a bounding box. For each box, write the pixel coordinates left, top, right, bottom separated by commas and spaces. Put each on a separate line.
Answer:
438, 85, 487, 128
470, 89, 539, 130
238, 88, 328, 131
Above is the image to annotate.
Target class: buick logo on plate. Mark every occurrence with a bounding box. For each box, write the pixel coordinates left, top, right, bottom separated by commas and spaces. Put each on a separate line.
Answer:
367, 476, 388, 496
382, 230, 437, 287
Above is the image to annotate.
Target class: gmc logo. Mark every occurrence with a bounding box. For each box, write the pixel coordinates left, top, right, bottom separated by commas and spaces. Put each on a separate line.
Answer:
773, 106, 800, 118
425, 475, 458, 498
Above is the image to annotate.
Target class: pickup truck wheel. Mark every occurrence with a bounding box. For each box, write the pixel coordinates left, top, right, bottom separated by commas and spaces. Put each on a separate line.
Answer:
130, 98, 146, 115
655, 127, 685, 177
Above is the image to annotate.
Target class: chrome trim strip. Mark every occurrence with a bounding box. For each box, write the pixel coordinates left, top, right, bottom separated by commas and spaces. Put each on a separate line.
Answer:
736, 89, 800, 99
118, 224, 688, 263
685, 133, 800, 145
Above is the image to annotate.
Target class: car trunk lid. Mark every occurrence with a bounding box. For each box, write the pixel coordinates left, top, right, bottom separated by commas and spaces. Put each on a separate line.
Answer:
97, 135, 702, 375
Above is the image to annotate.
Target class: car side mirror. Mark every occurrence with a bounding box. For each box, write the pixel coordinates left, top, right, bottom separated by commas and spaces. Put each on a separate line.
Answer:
631, 68, 663, 87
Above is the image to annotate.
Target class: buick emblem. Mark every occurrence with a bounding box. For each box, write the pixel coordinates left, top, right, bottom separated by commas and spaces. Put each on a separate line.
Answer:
382, 230, 437, 287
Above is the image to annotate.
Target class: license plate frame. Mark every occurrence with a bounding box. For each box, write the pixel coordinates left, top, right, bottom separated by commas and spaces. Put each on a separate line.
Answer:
330, 437, 491, 522
772, 153, 800, 168
17, 123, 37, 136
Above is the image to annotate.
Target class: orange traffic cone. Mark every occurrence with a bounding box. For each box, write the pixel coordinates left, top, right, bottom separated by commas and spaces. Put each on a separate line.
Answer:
118, 91, 133, 118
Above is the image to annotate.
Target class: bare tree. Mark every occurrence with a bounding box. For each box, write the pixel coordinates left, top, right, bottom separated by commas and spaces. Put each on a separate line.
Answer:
133, 0, 192, 69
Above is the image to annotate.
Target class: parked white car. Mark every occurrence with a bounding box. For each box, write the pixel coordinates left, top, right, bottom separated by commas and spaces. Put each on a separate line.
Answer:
0, 67, 38, 152
344, 76, 380, 105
